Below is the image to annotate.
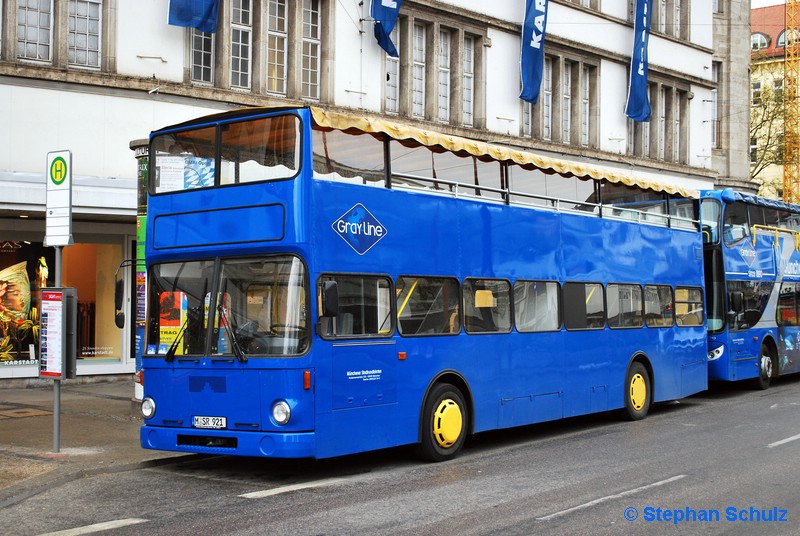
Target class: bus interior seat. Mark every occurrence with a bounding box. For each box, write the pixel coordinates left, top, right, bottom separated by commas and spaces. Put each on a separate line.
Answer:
337, 312, 354, 335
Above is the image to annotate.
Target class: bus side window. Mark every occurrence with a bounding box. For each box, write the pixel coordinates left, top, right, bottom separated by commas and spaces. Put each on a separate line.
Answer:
675, 286, 704, 327
513, 280, 560, 332
723, 201, 749, 245
317, 275, 393, 338
463, 279, 512, 334
644, 285, 674, 328
563, 282, 605, 330
396, 276, 461, 336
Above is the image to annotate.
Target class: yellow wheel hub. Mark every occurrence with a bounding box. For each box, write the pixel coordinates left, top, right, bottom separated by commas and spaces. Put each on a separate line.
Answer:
433, 398, 463, 448
629, 373, 647, 411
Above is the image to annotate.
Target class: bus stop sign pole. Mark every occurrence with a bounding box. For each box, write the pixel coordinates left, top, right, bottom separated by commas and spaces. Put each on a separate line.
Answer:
43, 150, 75, 453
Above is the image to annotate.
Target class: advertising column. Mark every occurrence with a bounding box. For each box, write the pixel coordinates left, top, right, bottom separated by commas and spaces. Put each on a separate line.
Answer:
130, 140, 149, 403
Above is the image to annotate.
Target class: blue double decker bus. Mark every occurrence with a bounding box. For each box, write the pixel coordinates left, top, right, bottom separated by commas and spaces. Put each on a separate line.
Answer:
701, 189, 800, 389
138, 106, 708, 461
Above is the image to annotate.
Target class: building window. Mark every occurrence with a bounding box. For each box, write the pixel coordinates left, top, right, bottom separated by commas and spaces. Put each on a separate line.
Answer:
17, 0, 53, 62
522, 102, 532, 138
230, 0, 252, 89
543, 58, 553, 140
652, 0, 687, 39
524, 55, 597, 146
710, 88, 719, 149
412, 22, 426, 119
386, 25, 400, 114
657, 0, 666, 33
674, 92, 682, 162
267, 0, 288, 94
581, 65, 590, 147
569, 0, 596, 8
711, 62, 720, 149
778, 31, 786, 48
302, 0, 321, 100
522, 58, 551, 140
627, 118, 635, 155
628, 82, 653, 159
437, 29, 451, 123
68, 0, 101, 68
463, 35, 475, 127
185, 1, 327, 98
752, 81, 762, 105
191, 29, 214, 84
751, 136, 758, 164
388, 10, 485, 128
659, 87, 667, 160
751, 33, 769, 51
562, 61, 572, 144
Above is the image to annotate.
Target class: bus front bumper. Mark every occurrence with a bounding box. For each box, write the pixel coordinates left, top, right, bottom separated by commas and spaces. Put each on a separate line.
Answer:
140, 425, 317, 458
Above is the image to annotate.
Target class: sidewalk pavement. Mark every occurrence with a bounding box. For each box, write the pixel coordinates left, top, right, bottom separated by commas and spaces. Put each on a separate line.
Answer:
0, 378, 187, 508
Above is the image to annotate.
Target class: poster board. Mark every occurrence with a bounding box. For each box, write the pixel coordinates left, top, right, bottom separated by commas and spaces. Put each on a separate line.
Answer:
39, 288, 77, 379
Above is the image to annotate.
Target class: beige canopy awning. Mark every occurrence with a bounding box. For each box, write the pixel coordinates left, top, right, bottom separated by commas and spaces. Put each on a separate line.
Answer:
310, 106, 698, 199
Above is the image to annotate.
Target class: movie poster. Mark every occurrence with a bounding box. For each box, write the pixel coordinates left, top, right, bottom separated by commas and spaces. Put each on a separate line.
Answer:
0, 241, 54, 365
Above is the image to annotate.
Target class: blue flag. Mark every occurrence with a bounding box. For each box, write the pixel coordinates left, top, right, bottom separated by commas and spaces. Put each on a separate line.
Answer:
519, 0, 549, 104
625, 0, 653, 122
372, 0, 403, 57
168, 0, 220, 34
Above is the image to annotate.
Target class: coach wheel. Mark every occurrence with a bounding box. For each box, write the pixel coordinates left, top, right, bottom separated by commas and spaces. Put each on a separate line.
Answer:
418, 383, 468, 462
752, 345, 774, 391
624, 362, 651, 421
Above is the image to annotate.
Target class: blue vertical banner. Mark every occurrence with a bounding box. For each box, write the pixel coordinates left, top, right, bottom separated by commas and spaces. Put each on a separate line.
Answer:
625, 0, 653, 121
519, 0, 549, 104
168, 0, 220, 34
372, 0, 404, 57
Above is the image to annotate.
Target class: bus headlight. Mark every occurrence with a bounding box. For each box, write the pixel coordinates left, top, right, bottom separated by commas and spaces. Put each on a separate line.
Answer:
272, 401, 291, 425
141, 397, 156, 419
708, 345, 724, 361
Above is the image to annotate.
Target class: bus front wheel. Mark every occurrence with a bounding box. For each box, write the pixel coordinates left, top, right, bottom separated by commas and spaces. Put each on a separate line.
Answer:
418, 383, 468, 462
624, 362, 651, 421
752, 345, 775, 390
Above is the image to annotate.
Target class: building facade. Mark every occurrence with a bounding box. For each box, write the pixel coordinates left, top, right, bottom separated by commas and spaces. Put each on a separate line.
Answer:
0, 0, 744, 382
750, 2, 787, 198
713, 0, 757, 193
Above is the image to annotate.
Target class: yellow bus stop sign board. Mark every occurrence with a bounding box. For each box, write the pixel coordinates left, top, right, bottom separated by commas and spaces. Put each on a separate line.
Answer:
45, 150, 74, 247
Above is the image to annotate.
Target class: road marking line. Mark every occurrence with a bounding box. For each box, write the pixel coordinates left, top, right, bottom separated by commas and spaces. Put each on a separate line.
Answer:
768, 432, 800, 448
239, 477, 348, 499
536, 475, 687, 521
37, 518, 148, 536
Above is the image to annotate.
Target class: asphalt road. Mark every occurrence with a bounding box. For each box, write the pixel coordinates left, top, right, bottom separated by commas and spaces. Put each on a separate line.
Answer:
5, 377, 800, 536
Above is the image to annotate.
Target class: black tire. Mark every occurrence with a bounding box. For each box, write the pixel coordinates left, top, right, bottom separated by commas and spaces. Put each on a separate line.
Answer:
752, 345, 774, 391
623, 362, 651, 421
418, 383, 468, 462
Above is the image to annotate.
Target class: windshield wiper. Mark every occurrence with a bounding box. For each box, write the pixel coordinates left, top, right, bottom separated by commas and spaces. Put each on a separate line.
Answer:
218, 304, 248, 363
165, 314, 189, 363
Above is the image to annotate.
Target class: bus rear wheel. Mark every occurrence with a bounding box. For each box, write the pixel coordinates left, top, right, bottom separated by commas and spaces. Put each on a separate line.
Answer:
418, 383, 468, 462
623, 362, 651, 421
752, 345, 775, 390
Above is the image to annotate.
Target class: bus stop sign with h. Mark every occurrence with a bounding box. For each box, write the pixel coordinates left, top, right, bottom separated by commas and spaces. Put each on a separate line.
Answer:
43, 150, 78, 453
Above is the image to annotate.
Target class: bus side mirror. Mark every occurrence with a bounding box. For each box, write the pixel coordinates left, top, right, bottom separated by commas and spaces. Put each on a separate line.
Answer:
321, 281, 339, 317
114, 277, 125, 329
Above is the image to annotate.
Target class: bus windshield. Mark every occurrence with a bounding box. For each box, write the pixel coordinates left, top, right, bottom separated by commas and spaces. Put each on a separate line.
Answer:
150, 113, 301, 194
145, 255, 309, 358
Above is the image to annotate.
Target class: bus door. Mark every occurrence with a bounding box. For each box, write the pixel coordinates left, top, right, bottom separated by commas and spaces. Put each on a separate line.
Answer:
317, 275, 399, 449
